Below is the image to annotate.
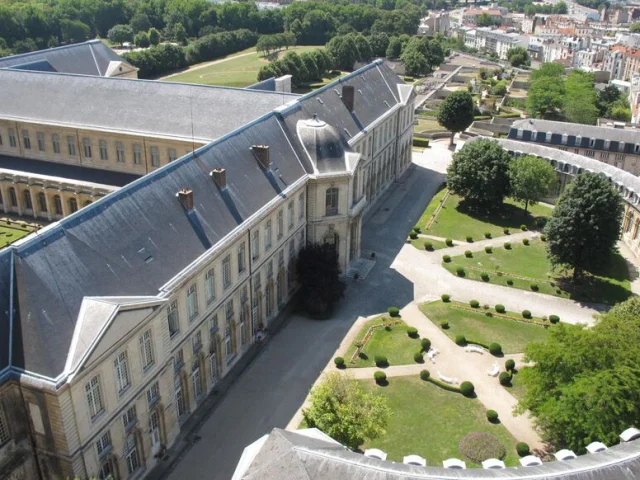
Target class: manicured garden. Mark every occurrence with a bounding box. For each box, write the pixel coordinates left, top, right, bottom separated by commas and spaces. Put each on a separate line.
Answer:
419, 300, 550, 354
504, 369, 528, 402
359, 376, 520, 466
409, 237, 448, 251
442, 239, 632, 305
0, 220, 38, 248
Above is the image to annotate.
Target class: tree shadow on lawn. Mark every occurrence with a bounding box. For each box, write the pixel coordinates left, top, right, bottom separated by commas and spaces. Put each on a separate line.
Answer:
456, 199, 543, 230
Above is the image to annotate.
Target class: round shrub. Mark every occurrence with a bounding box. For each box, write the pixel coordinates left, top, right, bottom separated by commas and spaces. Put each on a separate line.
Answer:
465, 250, 473, 258
407, 327, 419, 338
489, 343, 502, 356
413, 226, 421, 233
540, 234, 547, 242
516, 442, 530, 457
441, 294, 451, 302
499, 371, 511, 386
505, 359, 515, 371
420, 369, 430, 381
456, 266, 465, 276
495, 304, 506, 314
458, 432, 506, 464
445, 238, 454, 247
520, 224, 528, 231
424, 241, 433, 251
503, 228, 510, 235
481, 272, 490, 282
549, 314, 560, 324
443, 254, 451, 263
374, 371, 387, 384
374, 355, 388, 367
470, 299, 480, 308
485, 246, 493, 253
334, 357, 345, 368
507, 279, 514, 286
556, 288, 562, 294
388, 307, 400, 317
484, 232, 492, 239
460, 381, 475, 397
455, 334, 466, 346
409, 232, 418, 240
522, 310, 532, 319
487, 410, 499, 422
522, 238, 530, 246
440, 320, 449, 329
504, 242, 511, 250
421, 338, 431, 351
530, 283, 539, 291
414, 351, 424, 363
466, 235, 473, 242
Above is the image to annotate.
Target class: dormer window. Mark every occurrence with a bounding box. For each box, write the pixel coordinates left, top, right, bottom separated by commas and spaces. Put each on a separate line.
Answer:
620, 141, 625, 152
546, 131, 552, 142
531, 130, 537, 141
589, 138, 595, 147
576, 135, 582, 146
562, 133, 568, 145
604, 139, 610, 150
517, 128, 523, 139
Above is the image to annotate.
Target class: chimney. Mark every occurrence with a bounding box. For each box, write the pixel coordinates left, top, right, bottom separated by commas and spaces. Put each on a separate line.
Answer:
177, 188, 194, 211
342, 85, 355, 112
211, 168, 226, 189
251, 145, 270, 170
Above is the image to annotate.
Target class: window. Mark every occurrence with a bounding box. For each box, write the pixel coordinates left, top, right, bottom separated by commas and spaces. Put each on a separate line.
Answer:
237, 243, 246, 274
225, 335, 232, 358
289, 238, 295, 259
125, 434, 139, 474
288, 202, 294, 229
187, 284, 198, 321
205, 268, 216, 304
116, 142, 125, 163
113, 351, 130, 394
240, 321, 247, 346
69, 197, 78, 213
133, 144, 143, 165
146, 381, 160, 407
252, 230, 259, 260
616, 153, 625, 162
85, 375, 104, 420
546, 131, 552, 142
37, 132, 45, 152
151, 146, 160, 167
139, 330, 155, 370
225, 299, 234, 321
83, 138, 92, 158
278, 249, 284, 266
223, 255, 232, 289
8, 188, 17, 208
167, 300, 180, 337
192, 361, 202, 398
122, 406, 136, 432
585, 149, 595, 158
22, 130, 31, 149
0, 409, 9, 445
299, 229, 305, 245
209, 314, 219, 337
325, 187, 339, 216
299, 194, 305, 220
53, 195, 62, 215
38, 192, 47, 212
96, 431, 112, 458
192, 330, 202, 353
168, 148, 177, 162
98, 462, 113, 480
265, 220, 272, 251
8, 129, 16, 148
277, 210, 284, 239
99, 140, 108, 160
52, 134, 60, 154
175, 377, 186, 418
601, 152, 610, 161
174, 348, 184, 373
589, 138, 596, 148
561, 133, 568, 145
620, 142, 625, 152
23, 190, 32, 210
67, 136, 76, 156
516, 128, 523, 139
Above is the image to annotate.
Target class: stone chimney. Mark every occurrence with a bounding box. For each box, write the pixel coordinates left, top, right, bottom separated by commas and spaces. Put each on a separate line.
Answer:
251, 145, 270, 170
211, 168, 226, 189
342, 85, 355, 112
177, 188, 194, 211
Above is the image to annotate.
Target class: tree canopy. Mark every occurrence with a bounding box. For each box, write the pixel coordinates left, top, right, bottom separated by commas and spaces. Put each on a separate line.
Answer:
437, 91, 475, 146
296, 243, 346, 318
545, 172, 623, 280
507, 46, 530, 68
508, 155, 557, 213
107, 24, 133, 45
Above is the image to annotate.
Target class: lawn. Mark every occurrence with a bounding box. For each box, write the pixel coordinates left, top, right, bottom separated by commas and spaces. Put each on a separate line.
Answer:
359, 376, 520, 467
414, 118, 443, 133
409, 237, 448, 251
419, 190, 552, 241
165, 45, 322, 88
504, 370, 528, 403
0, 221, 36, 248
419, 300, 549, 354
443, 239, 632, 305
345, 316, 421, 368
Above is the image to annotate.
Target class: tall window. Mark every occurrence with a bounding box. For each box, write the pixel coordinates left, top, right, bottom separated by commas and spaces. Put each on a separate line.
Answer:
8, 129, 16, 148
37, 132, 45, 152
325, 187, 339, 216
187, 284, 198, 320
53, 195, 62, 215
96, 431, 112, 458
146, 381, 160, 406
265, 220, 272, 251
192, 360, 202, 398
99, 140, 108, 160
69, 197, 78, 213
85, 375, 104, 420
192, 330, 202, 354
133, 144, 142, 165
8, 188, 16, 207
113, 351, 130, 394
116, 142, 125, 163
237, 243, 246, 273
298, 194, 305, 220
38, 192, 47, 213
67, 136, 76, 156
22, 130, 31, 149
23, 190, 32, 210
151, 146, 160, 167
167, 299, 180, 337
83, 138, 92, 158
139, 330, 154, 370
122, 406, 136, 432
277, 210, 284, 239
209, 314, 219, 337
168, 148, 177, 162
52, 134, 60, 154
0, 409, 9, 445
225, 299, 234, 321
252, 230, 259, 260
205, 268, 215, 304
125, 434, 139, 474
288, 202, 294, 229
223, 255, 231, 289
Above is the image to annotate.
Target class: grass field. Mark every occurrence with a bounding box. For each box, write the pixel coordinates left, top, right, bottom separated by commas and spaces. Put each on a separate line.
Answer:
443, 240, 632, 305
165, 46, 323, 88
409, 237, 448, 251
359, 376, 519, 466
414, 118, 443, 134
504, 369, 528, 402
419, 300, 549, 354
0, 221, 36, 248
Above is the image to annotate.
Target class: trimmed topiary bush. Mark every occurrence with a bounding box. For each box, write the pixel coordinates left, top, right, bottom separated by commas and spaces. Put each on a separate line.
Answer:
516, 442, 530, 457
420, 369, 430, 380
441, 294, 451, 302
487, 410, 499, 422
445, 238, 454, 247
334, 357, 345, 368
540, 234, 547, 241
522, 310, 532, 319
455, 334, 466, 346
388, 307, 400, 317
460, 381, 475, 397
481, 272, 490, 282
456, 266, 465, 276
507, 279, 514, 286
549, 314, 560, 324
465, 250, 473, 257
485, 246, 493, 253
440, 320, 449, 329
504, 242, 511, 250
413, 226, 421, 234
520, 224, 528, 231
484, 232, 492, 239
466, 235, 473, 242
470, 299, 480, 308
443, 254, 451, 263
414, 351, 424, 363
530, 283, 538, 291
499, 371, 511, 386
503, 228, 510, 235
458, 432, 506, 464
489, 343, 502, 356
374, 371, 387, 384
424, 241, 433, 251
374, 355, 388, 367
522, 238, 530, 246
407, 327, 419, 338
409, 232, 418, 240
495, 304, 506, 313
505, 359, 515, 371
421, 338, 431, 351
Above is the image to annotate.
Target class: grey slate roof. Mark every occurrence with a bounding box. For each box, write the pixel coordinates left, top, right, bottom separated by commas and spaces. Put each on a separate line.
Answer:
246, 77, 277, 91
0, 69, 299, 143
0, 40, 125, 76
237, 428, 640, 480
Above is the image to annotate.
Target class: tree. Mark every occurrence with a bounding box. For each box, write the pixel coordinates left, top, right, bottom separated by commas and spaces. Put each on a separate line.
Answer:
552, 1, 568, 13
130, 13, 152, 35
296, 243, 346, 318
491, 80, 508, 96
563, 70, 598, 125
302, 372, 390, 450
368, 32, 389, 57
327, 35, 358, 71
631, 22, 640, 33
134, 31, 150, 48
173, 22, 188, 45
526, 76, 564, 118
447, 139, 512, 210
597, 84, 621, 116
148, 28, 161, 46
108, 24, 133, 45
530, 62, 564, 81
437, 90, 475, 146
386, 36, 402, 58
353, 34, 373, 63
609, 104, 631, 121
507, 46, 530, 68
476, 13, 500, 27
60, 19, 90, 44
508, 155, 557, 213
300, 52, 319, 80
545, 172, 623, 281
400, 48, 428, 76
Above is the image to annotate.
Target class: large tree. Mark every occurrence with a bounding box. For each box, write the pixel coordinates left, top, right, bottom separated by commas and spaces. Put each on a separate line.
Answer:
517, 297, 640, 452
526, 75, 565, 118
545, 172, 623, 281
563, 70, 598, 125
437, 90, 475, 146
107, 24, 133, 45
507, 46, 530, 68
303, 372, 390, 450
508, 155, 557, 213
447, 139, 512, 210
296, 243, 346, 318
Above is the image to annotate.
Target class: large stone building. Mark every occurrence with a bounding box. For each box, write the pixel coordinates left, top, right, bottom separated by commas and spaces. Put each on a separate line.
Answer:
0, 44, 415, 480
463, 28, 525, 60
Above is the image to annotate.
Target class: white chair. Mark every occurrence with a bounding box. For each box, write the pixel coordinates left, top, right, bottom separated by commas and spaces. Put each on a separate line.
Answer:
620, 427, 640, 442
487, 364, 500, 376
519, 455, 542, 467
364, 448, 387, 461
586, 441, 608, 453
403, 455, 426, 467
554, 449, 577, 461
442, 458, 466, 469
482, 458, 505, 469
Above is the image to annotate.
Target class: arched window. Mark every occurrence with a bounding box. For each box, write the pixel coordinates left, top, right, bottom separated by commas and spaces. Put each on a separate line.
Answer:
69, 197, 78, 213
23, 190, 32, 210
8, 188, 17, 207
84, 200, 92, 207
38, 192, 47, 212
325, 187, 339, 216
53, 195, 62, 215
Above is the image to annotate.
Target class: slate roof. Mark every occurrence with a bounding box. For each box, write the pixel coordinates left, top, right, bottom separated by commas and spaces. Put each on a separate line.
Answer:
0, 40, 126, 76
0, 68, 299, 143
236, 428, 640, 480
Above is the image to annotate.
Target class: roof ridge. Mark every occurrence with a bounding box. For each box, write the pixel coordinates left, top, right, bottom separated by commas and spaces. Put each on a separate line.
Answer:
0, 39, 100, 63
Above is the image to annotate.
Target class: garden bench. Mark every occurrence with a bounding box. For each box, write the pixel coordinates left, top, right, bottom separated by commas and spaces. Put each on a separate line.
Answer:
465, 345, 484, 354
487, 364, 500, 376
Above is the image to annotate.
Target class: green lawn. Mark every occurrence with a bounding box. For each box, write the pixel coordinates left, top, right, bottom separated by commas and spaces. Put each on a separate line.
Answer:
0, 222, 36, 248
419, 300, 549, 354
360, 376, 520, 467
345, 316, 421, 368
443, 240, 632, 305
504, 370, 528, 403
414, 118, 443, 133
165, 46, 323, 88
419, 190, 552, 241
409, 237, 448, 251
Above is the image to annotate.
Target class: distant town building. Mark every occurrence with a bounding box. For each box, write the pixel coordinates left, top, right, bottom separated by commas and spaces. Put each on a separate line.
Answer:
418, 11, 451, 36
464, 28, 525, 60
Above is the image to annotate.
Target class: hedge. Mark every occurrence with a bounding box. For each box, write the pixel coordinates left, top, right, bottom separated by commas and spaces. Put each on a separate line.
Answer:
374, 371, 387, 384
334, 357, 345, 368
484, 232, 492, 239
407, 327, 419, 338
485, 246, 493, 253
505, 359, 515, 371
549, 314, 560, 324
424, 241, 433, 250
456, 266, 465, 276
409, 231, 418, 240
522, 310, 532, 319
414, 351, 424, 363
427, 376, 463, 393
460, 381, 475, 397
481, 272, 490, 281
413, 137, 430, 148
388, 307, 400, 317
499, 371, 511, 386
421, 338, 431, 351
522, 238, 530, 246
504, 242, 511, 250
507, 279, 514, 285
455, 334, 466, 346
520, 224, 528, 231
374, 355, 388, 367
466, 235, 473, 242
440, 320, 449, 329
420, 369, 430, 380
541, 234, 547, 241
443, 254, 451, 262
413, 226, 421, 233
489, 343, 502, 356
516, 442, 530, 457
470, 299, 480, 308
495, 304, 506, 313
465, 250, 473, 258
487, 409, 499, 422
441, 294, 451, 302
503, 228, 510, 235
445, 238, 454, 247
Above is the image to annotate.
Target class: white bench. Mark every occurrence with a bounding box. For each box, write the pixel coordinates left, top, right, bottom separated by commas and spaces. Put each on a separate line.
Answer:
427, 348, 439, 364
465, 345, 484, 354
487, 364, 500, 377
437, 371, 459, 385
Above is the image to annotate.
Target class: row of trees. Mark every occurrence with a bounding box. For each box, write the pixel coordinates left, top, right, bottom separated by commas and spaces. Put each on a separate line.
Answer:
257, 49, 334, 87
495, 0, 568, 15
399, 35, 445, 76
256, 32, 297, 57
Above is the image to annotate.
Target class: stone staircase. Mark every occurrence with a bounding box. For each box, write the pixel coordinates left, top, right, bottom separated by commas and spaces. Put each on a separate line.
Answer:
346, 257, 376, 281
